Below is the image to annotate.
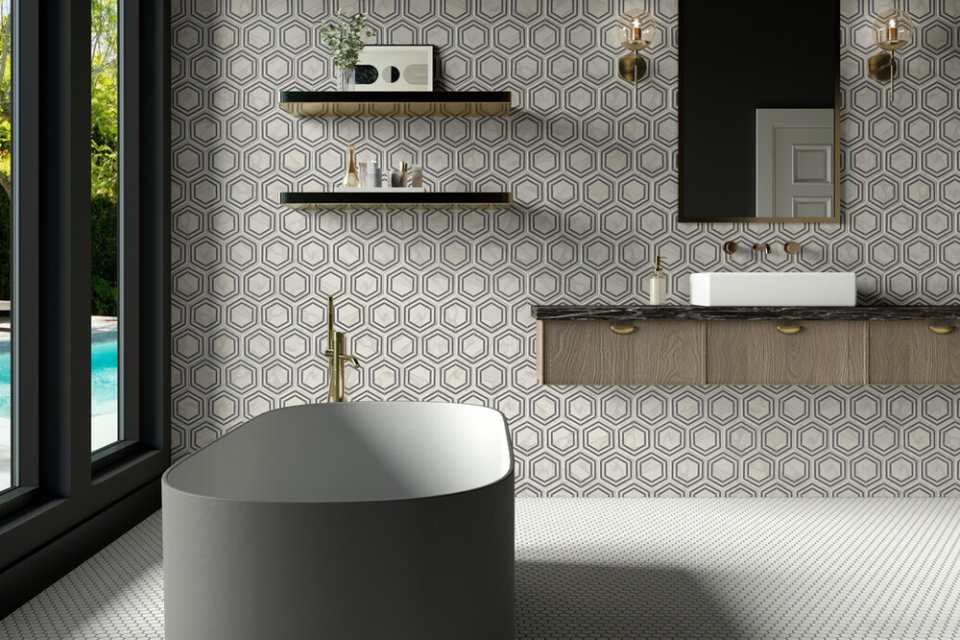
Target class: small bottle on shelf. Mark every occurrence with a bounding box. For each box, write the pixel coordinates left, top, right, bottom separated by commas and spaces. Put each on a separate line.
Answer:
648, 255, 666, 305
342, 145, 360, 188
363, 159, 380, 189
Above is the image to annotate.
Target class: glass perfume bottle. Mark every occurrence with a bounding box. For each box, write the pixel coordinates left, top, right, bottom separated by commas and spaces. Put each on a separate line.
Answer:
342, 144, 360, 188
648, 255, 666, 305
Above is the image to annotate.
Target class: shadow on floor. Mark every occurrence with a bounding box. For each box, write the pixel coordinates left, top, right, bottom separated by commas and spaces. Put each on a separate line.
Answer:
515, 561, 743, 639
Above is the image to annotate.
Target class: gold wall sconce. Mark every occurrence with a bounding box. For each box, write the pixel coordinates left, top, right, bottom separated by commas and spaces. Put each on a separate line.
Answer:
868, 9, 912, 92
617, 12, 655, 84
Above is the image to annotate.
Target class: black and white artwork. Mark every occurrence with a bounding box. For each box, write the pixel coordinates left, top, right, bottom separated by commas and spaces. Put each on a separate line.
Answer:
354, 45, 434, 91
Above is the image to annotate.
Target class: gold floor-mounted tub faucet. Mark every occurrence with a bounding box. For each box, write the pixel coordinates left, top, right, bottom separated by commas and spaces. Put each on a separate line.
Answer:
325, 295, 359, 402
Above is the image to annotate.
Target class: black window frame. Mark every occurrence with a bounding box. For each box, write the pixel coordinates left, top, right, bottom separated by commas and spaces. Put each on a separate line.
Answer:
0, 0, 169, 616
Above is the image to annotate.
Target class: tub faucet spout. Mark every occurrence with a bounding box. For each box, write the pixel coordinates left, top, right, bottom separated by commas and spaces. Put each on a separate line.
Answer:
325, 296, 360, 402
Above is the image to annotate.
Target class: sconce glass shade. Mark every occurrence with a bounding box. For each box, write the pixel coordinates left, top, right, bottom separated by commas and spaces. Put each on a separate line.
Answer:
875, 10, 912, 52
620, 11, 656, 51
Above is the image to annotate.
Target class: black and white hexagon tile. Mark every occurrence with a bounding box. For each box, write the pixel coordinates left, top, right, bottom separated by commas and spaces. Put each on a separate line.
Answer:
171, 0, 960, 497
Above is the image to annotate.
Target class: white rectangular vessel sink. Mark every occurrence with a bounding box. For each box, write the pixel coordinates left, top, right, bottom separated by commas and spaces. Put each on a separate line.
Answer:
689, 272, 856, 307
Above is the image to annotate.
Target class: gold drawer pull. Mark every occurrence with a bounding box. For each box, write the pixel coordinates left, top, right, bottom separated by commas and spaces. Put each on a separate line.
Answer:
609, 322, 636, 336
776, 325, 803, 335
929, 325, 955, 336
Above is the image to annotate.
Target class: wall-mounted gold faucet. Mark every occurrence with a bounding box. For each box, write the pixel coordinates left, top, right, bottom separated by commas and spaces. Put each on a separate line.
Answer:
723, 240, 801, 258
325, 295, 360, 402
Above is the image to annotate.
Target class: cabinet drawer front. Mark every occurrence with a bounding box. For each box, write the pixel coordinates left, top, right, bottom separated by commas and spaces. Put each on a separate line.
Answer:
707, 321, 866, 385
538, 320, 704, 385
869, 320, 960, 384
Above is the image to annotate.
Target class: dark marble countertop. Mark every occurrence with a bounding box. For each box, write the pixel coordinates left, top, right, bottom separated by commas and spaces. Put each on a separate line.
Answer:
533, 305, 960, 322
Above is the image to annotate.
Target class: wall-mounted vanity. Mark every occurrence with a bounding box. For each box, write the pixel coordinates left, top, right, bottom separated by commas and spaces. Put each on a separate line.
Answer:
532, 2, 953, 388
536, 306, 960, 386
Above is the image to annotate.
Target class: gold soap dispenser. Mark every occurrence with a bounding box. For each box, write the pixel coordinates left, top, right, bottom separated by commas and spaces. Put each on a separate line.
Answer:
648, 255, 666, 305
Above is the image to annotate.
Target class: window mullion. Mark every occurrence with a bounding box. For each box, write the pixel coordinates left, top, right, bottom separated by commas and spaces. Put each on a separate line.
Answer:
118, 0, 140, 445
37, 0, 93, 494
10, 0, 40, 493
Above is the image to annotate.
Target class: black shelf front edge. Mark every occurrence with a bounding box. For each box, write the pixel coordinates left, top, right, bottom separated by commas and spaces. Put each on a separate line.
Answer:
281, 191, 512, 209
279, 91, 512, 117
280, 90, 511, 103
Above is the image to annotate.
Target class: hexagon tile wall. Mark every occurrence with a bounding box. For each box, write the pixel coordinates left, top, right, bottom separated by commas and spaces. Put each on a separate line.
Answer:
172, 0, 960, 497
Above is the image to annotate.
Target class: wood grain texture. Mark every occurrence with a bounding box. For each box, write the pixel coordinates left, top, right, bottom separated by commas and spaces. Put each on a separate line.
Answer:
706, 321, 867, 384
868, 320, 960, 384
539, 320, 705, 385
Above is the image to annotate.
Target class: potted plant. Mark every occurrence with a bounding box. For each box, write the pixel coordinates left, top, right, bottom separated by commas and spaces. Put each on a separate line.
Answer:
320, 12, 374, 92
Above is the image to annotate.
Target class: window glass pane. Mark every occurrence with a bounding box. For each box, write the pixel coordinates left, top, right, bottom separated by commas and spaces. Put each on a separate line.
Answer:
91, 0, 118, 452
0, 0, 13, 491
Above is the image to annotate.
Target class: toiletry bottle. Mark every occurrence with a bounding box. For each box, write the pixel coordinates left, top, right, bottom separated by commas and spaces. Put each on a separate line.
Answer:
390, 162, 408, 188
357, 161, 368, 188
649, 255, 666, 305
342, 145, 360, 188
409, 166, 423, 188
364, 159, 380, 188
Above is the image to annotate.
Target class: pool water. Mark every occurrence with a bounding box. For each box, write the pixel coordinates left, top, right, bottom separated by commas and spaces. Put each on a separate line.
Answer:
0, 337, 119, 446
91, 339, 120, 419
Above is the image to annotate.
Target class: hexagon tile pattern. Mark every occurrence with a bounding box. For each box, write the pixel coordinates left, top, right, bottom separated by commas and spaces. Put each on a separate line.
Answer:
172, 1, 960, 497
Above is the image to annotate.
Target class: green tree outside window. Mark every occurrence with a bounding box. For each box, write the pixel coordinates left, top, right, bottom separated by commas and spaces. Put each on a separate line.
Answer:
0, 0, 119, 316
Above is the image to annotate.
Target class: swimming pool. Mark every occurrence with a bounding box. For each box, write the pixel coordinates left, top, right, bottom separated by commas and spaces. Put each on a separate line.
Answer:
90, 338, 120, 423
0, 334, 119, 465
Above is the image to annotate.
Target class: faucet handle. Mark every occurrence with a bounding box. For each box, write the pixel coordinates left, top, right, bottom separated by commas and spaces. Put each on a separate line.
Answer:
335, 331, 360, 368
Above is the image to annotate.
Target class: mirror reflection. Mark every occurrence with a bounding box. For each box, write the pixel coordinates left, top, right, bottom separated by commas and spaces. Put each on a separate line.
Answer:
679, 0, 840, 223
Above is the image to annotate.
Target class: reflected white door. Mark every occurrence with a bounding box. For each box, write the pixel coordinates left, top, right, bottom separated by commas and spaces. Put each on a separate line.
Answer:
756, 109, 834, 218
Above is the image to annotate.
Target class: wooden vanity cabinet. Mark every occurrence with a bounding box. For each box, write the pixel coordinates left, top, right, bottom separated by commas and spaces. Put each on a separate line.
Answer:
537, 316, 960, 386
537, 320, 705, 385
706, 321, 866, 385
868, 320, 960, 384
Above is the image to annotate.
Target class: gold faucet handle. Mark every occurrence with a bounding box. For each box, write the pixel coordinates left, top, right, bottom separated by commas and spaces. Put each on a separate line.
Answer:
335, 331, 360, 368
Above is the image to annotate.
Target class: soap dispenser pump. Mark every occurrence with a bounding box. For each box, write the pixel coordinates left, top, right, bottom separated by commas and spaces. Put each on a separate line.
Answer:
649, 255, 666, 305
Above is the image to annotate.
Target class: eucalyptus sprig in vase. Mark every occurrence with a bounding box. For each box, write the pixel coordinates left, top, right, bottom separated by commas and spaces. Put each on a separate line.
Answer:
320, 12, 374, 91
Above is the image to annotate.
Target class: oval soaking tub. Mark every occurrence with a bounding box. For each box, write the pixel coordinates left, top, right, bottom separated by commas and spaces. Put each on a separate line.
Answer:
162, 402, 514, 640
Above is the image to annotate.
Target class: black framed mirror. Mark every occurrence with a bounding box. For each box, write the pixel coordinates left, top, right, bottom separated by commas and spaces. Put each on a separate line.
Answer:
678, 0, 841, 223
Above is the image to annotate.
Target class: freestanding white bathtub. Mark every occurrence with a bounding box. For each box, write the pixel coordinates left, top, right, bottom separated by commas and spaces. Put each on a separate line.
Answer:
162, 402, 514, 639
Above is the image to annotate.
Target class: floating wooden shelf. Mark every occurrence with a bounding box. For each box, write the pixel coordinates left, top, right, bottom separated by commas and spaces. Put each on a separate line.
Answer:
280, 191, 512, 209
279, 91, 512, 117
